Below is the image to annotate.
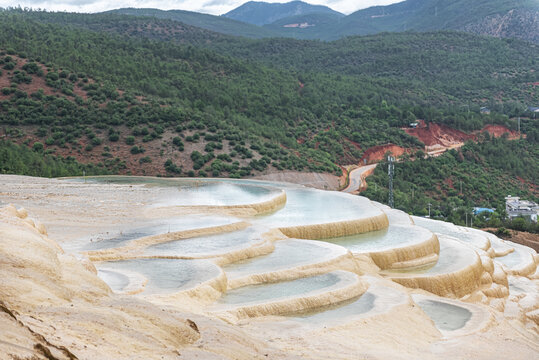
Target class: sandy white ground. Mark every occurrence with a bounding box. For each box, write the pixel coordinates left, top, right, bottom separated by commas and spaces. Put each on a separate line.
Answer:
0, 175, 538, 359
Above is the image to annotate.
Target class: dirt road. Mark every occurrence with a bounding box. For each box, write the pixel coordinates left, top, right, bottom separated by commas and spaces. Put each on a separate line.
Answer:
343, 164, 378, 194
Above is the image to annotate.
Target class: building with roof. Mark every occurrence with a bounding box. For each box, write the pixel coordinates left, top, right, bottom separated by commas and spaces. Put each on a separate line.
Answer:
505, 196, 538, 222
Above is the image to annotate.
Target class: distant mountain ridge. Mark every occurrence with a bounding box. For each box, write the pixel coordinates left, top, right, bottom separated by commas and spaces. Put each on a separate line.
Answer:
108, 8, 279, 38
223, 1, 344, 26
110, 0, 539, 43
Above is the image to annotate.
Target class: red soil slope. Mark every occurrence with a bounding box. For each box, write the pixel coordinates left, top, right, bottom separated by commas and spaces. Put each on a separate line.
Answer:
481, 125, 520, 139
405, 123, 474, 148
360, 144, 406, 165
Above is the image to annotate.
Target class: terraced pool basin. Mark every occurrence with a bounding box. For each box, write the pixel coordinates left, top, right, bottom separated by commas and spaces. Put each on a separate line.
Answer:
257, 188, 383, 227
224, 239, 347, 278
320, 225, 433, 254
416, 299, 472, 331
96, 258, 222, 294
145, 227, 263, 257
81, 176, 281, 207
413, 217, 490, 251
217, 271, 356, 307
77, 215, 238, 251
387, 236, 476, 275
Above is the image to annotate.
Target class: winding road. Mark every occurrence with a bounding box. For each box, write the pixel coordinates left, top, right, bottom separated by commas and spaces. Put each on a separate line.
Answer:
343, 164, 378, 194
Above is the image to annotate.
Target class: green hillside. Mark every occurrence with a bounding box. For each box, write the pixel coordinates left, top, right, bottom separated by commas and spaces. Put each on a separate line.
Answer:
106, 0, 538, 43
223, 0, 343, 26
108, 8, 278, 38
0, 9, 536, 223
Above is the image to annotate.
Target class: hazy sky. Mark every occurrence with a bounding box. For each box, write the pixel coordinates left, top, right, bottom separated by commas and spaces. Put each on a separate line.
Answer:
0, 1, 402, 15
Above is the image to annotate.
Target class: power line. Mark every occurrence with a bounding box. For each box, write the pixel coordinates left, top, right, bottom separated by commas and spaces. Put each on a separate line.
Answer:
388, 156, 395, 208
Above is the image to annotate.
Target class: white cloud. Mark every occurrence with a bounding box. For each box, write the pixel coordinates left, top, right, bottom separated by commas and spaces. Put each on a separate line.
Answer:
0, 0, 403, 15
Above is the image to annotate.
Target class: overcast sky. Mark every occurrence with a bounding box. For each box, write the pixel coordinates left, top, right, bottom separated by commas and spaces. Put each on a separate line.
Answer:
0, 1, 402, 15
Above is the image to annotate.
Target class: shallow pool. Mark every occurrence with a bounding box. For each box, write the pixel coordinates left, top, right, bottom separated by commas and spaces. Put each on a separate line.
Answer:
79, 216, 238, 251
257, 188, 382, 227
146, 227, 261, 257
81, 176, 280, 207
224, 239, 345, 278
97, 269, 130, 292
413, 217, 489, 250
218, 272, 345, 306
96, 258, 221, 294
291, 292, 376, 323
416, 299, 471, 331
320, 225, 433, 253
388, 237, 475, 275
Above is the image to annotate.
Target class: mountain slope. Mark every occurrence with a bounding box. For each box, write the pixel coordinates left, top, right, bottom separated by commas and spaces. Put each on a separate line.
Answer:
223, 1, 343, 26
294, 0, 539, 42
108, 8, 278, 38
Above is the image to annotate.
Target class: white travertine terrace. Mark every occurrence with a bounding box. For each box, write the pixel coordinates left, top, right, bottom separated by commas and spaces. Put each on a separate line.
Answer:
1, 175, 538, 359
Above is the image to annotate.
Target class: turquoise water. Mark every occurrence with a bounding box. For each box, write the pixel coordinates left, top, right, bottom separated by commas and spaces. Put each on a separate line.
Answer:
96, 258, 221, 294
224, 239, 343, 277
146, 227, 260, 257
290, 292, 376, 323
413, 217, 489, 250
80, 216, 237, 251
417, 300, 471, 331
388, 238, 473, 275
320, 225, 432, 253
79, 176, 279, 206
97, 269, 130, 292
258, 188, 380, 227
218, 273, 343, 305
495, 250, 523, 269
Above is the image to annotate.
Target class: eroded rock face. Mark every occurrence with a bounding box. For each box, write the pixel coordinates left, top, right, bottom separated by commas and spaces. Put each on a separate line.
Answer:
0, 206, 201, 359
462, 9, 539, 44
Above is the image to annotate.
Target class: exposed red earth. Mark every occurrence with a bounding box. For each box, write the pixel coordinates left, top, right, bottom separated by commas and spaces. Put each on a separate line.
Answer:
360, 144, 406, 164
404, 120, 521, 156
481, 124, 520, 139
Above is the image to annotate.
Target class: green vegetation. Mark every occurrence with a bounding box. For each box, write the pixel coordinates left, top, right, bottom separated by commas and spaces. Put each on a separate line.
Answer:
0, 140, 110, 177
363, 136, 538, 231
0, 9, 536, 225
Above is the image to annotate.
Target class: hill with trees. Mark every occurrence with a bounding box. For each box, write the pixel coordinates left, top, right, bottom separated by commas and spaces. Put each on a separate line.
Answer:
0, 9, 536, 223
223, 0, 343, 26
104, 1, 538, 43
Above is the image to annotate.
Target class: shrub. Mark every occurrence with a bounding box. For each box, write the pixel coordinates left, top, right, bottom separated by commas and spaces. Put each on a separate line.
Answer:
130, 145, 145, 154
125, 136, 135, 145
32, 142, 44, 152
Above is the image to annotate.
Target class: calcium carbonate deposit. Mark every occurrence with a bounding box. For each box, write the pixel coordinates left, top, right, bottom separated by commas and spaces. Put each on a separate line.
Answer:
1, 175, 538, 359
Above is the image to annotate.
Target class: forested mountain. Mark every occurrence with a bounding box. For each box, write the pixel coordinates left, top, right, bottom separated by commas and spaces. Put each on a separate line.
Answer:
223, 1, 343, 26
318, 0, 539, 42
104, 0, 539, 43
108, 8, 278, 38
0, 9, 536, 224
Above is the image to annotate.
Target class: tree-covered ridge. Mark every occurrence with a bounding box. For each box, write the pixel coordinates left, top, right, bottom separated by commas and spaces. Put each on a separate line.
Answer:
19, 10, 536, 111
0, 49, 348, 177
223, 0, 343, 26
105, 1, 539, 43
0, 140, 110, 177
364, 136, 538, 221
107, 8, 279, 39
0, 9, 536, 216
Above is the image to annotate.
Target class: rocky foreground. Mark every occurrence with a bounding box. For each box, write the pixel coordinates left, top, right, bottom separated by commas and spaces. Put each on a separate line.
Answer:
0, 175, 538, 359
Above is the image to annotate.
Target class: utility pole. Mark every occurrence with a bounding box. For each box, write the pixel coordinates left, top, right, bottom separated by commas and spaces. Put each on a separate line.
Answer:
428, 203, 432, 218
388, 156, 395, 208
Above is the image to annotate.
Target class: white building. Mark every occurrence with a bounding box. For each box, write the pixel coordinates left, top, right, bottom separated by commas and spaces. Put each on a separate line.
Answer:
505, 196, 538, 222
